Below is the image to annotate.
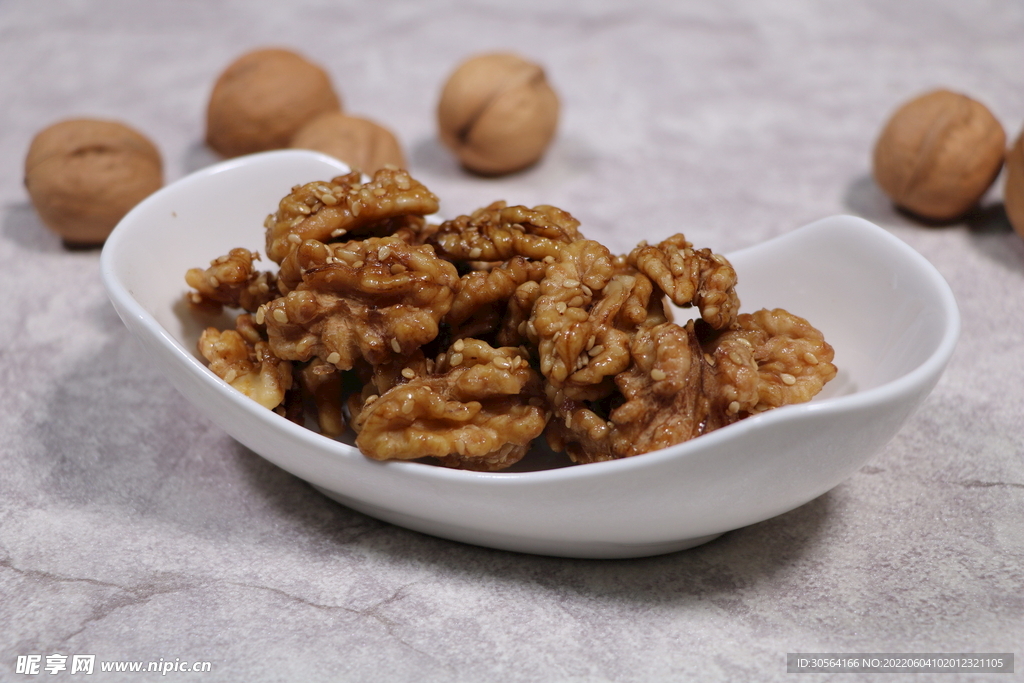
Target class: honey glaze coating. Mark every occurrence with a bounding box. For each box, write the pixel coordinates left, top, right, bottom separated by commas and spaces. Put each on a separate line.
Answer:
260, 236, 459, 370
353, 340, 548, 471
186, 169, 836, 470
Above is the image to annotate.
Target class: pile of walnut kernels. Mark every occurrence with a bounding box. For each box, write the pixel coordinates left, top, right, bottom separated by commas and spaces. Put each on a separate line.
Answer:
185, 167, 837, 471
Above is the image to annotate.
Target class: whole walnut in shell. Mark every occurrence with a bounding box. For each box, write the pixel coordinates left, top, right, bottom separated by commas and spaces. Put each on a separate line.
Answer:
437, 52, 559, 175
24, 118, 163, 245
290, 111, 406, 173
206, 48, 342, 158
872, 89, 1005, 221
1003, 130, 1024, 239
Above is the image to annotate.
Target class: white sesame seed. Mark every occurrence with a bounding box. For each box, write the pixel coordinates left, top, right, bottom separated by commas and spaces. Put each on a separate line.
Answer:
326, 352, 341, 365
453, 339, 465, 352
650, 369, 667, 381
255, 306, 266, 325
781, 373, 796, 385
287, 233, 302, 244
450, 352, 464, 366
272, 309, 288, 324
729, 401, 740, 414
391, 338, 402, 353
468, 247, 483, 259
401, 367, 416, 379
803, 352, 819, 365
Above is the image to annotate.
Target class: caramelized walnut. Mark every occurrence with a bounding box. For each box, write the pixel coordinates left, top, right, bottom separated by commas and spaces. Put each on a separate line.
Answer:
185, 248, 278, 312
297, 358, 346, 437
545, 321, 726, 464
428, 201, 580, 262
185, 169, 837, 468
353, 340, 549, 470
261, 236, 458, 370
198, 314, 292, 410
528, 239, 623, 395
265, 167, 439, 277
704, 308, 837, 417
628, 234, 739, 329
443, 256, 549, 345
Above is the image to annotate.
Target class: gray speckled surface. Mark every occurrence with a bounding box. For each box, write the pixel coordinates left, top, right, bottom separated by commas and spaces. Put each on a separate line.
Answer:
2, 1, 1022, 681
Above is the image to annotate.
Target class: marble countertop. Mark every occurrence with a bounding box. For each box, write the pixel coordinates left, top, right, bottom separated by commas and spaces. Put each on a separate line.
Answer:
2, 1, 1022, 681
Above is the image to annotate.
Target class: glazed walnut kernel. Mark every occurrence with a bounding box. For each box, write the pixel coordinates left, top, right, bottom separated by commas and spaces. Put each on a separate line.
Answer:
353, 340, 548, 470
186, 169, 836, 470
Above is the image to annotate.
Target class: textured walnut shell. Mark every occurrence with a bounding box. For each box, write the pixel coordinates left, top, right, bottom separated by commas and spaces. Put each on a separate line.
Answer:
872, 89, 1005, 221
290, 111, 405, 173
206, 48, 342, 158
437, 52, 559, 175
24, 118, 163, 245
1004, 130, 1024, 239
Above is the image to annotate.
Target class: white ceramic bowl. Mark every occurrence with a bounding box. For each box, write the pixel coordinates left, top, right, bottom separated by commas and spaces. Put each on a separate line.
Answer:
101, 150, 960, 558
